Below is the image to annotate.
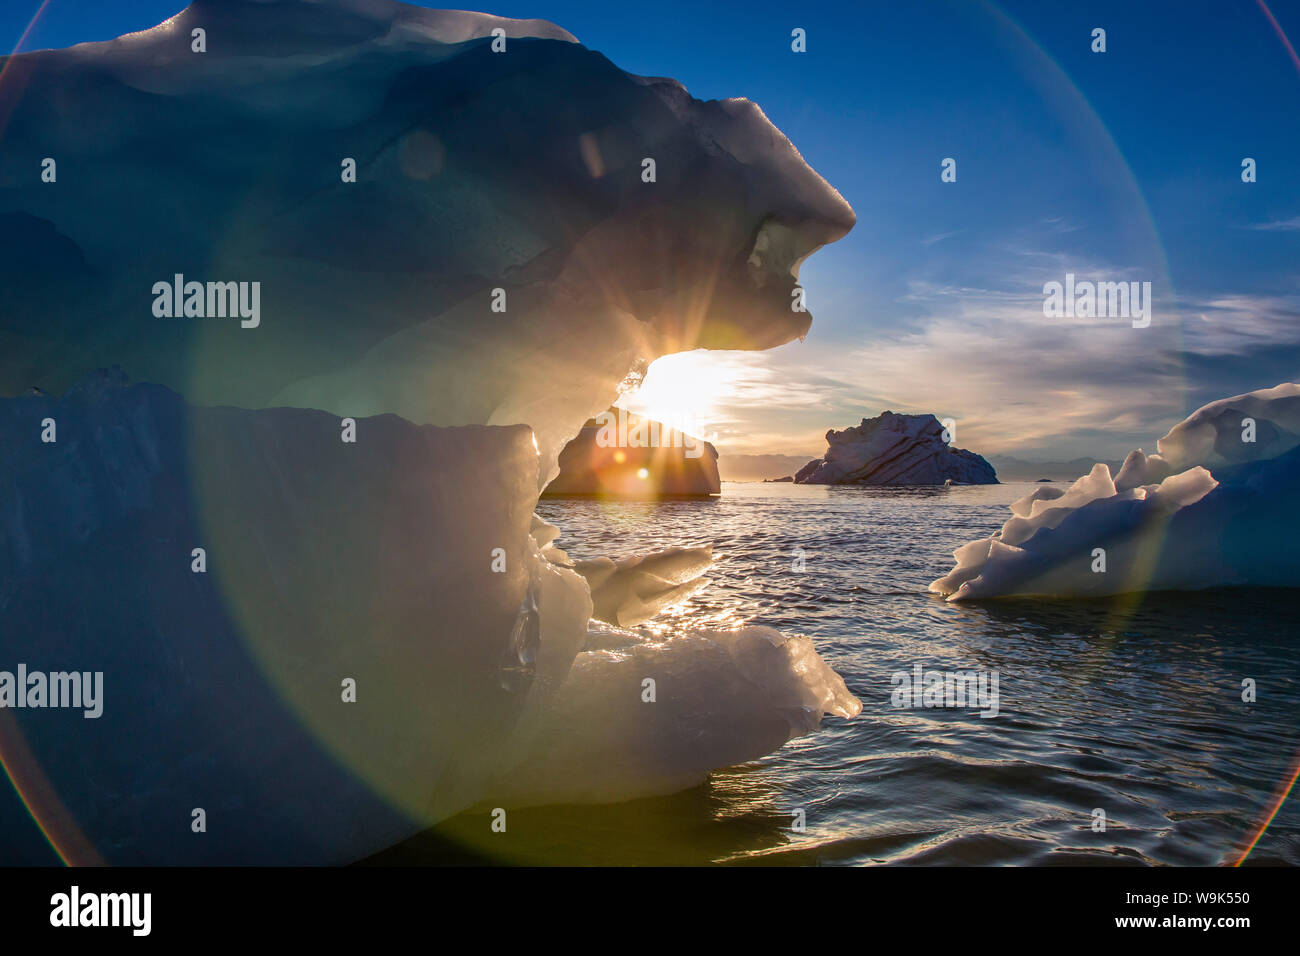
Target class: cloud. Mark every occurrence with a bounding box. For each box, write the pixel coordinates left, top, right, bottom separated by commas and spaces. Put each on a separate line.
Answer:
628, 349, 868, 455
637, 232, 1300, 461
646, 273, 1300, 460
1182, 294, 1300, 355
1245, 217, 1300, 231
831, 280, 1300, 457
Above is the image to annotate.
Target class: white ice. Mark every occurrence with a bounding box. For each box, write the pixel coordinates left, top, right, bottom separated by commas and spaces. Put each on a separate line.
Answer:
0, 0, 858, 863
932, 383, 1300, 600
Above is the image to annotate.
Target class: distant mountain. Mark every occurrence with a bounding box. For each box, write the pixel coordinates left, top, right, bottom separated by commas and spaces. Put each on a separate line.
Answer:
716, 453, 813, 482
987, 455, 1124, 482
723, 450, 1121, 484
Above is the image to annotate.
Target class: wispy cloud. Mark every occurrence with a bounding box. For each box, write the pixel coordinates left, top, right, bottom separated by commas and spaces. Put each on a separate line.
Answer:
1245, 217, 1300, 231
645, 266, 1300, 460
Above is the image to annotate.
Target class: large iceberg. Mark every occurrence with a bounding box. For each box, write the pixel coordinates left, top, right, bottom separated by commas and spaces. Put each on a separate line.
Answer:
543, 410, 721, 496
0, 0, 858, 863
795, 411, 998, 485
931, 384, 1300, 600
0, 0, 853, 481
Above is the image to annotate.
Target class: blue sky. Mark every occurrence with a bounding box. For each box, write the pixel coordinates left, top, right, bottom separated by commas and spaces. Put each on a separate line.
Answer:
5, 0, 1299, 459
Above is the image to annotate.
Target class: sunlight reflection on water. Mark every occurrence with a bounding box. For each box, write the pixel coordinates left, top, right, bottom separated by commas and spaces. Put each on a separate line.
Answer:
371, 482, 1300, 866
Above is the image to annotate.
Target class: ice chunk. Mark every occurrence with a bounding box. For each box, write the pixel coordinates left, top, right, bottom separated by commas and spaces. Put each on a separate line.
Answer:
1009, 484, 1065, 517
1157, 383, 1300, 470
932, 383, 1300, 600
0, 376, 589, 862
530, 512, 562, 550
999, 462, 1117, 547
573, 545, 714, 626
488, 624, 861, 806
1113, 448, 1174, 490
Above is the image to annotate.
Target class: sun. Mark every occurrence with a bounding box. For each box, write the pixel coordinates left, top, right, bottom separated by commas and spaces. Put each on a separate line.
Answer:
618, 350, 738, 436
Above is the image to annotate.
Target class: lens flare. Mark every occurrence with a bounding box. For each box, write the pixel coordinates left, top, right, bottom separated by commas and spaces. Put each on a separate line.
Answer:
1233, 748, 1300, 865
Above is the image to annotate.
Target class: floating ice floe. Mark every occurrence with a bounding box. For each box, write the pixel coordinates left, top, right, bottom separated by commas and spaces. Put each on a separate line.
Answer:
931, 383, 1300, 600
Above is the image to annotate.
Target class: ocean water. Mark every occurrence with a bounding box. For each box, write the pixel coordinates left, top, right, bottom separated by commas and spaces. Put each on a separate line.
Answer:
377, 481, 1300, 866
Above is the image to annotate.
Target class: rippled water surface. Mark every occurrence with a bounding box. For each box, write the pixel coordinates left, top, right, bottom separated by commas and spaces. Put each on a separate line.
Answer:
378, 482, 1300, 866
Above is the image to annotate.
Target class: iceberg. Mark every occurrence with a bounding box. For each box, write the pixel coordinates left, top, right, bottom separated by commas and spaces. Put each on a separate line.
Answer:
795, 411, 998, 485
931, 383, 1300, 600
569, 546, 715, 627
0, 0, 858, 863
0, 0, 854, 485
543, 410, 721, 496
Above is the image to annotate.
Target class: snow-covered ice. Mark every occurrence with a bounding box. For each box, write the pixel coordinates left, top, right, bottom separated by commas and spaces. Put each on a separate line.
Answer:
932, 384, 1300, 600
